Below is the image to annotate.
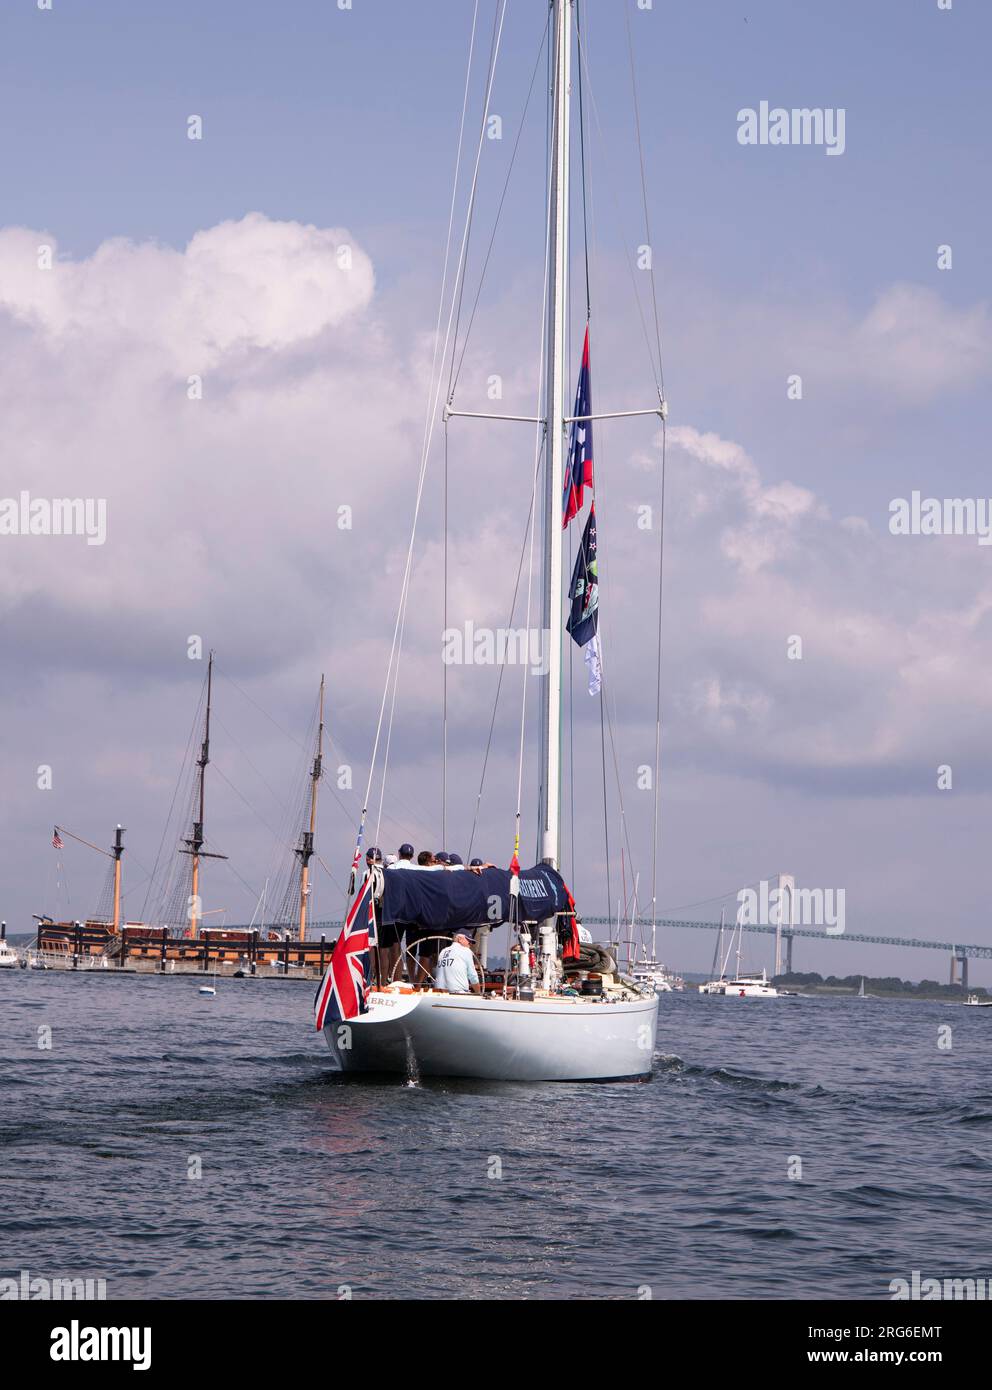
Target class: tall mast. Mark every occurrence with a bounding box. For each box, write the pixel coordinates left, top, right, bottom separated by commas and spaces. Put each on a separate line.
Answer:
111, 824, 124, 933
297, 675, 325, 941
538, 0, 572, 870
182, 650, 225, 938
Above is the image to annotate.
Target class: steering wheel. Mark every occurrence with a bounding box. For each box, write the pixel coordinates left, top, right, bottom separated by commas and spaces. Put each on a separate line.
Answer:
388, 935, 485, 991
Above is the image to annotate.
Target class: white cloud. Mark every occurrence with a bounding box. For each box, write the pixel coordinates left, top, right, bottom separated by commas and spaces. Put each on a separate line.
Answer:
0, 212, 374, 366
2, 215, 991, 947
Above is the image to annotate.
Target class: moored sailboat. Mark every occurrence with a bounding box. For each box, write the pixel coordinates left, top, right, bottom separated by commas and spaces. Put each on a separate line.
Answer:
317, 0, 666, 1081
700, 901, 781, 998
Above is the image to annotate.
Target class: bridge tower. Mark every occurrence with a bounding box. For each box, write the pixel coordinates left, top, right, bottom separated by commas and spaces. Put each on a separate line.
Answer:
775, 873, 795, 977
949, 948, 969, 991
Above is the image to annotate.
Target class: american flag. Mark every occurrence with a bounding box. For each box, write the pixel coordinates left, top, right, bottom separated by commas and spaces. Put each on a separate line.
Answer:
314, 874, 375, 1030
52, 827, 64, 850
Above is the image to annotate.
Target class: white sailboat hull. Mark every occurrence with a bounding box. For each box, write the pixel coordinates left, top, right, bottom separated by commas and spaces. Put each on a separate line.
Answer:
701, 980, 780, 998
322, 988, 660, 1081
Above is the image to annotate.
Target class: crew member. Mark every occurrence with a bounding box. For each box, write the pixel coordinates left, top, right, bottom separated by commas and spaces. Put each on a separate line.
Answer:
434, 932, 481, 995
364, 848, 398, 983
390, 842, 417, 868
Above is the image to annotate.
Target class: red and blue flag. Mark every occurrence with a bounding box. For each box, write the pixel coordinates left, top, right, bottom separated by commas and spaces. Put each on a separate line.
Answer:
562, 325, 594, 527
314, 874, 375, 1029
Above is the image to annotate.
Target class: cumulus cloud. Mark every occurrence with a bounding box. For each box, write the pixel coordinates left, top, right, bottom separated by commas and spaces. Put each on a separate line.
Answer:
668, 425, 821, 573
0, 213, 374, 365
2, 213, 991, 950
648, 423, 992, 790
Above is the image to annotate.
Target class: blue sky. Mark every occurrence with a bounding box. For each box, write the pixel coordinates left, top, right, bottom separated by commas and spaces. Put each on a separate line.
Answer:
3, 0, 988, 518
1, 1, 990, 979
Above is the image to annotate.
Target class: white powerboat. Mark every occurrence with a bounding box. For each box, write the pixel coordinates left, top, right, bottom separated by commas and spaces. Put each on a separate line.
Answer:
965, 994, 992, 1008
630, 959, 684, 994
0, 938, 19, 969
631, 963, 672, 993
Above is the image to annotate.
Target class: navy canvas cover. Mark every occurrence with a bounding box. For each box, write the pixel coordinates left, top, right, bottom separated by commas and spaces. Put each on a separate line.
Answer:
381, 862, 570, 930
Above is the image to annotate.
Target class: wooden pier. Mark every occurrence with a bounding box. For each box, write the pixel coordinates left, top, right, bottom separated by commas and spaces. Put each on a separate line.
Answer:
35, 921, 335, 980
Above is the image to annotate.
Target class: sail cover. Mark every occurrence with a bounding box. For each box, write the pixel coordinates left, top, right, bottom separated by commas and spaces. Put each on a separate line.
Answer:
380, 863, 572, 931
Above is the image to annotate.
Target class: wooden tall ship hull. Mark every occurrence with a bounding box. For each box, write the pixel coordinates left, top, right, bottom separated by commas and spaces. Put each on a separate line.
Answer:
34, 920, 335, 974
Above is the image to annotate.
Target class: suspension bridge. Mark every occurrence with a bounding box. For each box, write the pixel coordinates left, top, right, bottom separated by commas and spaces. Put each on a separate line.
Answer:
277, 915, 991, 989
585, 917, 991, 989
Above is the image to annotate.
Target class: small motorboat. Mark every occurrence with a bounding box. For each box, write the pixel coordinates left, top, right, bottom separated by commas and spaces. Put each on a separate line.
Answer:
0, 938, 19, 969
965, 994, 992, 1008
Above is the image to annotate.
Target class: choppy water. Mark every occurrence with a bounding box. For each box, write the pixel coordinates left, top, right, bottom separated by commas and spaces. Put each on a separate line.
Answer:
2, 971, 991, 1300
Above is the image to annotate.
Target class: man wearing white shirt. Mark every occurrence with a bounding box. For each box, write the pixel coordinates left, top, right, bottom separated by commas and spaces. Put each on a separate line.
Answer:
434, 932, 480, 994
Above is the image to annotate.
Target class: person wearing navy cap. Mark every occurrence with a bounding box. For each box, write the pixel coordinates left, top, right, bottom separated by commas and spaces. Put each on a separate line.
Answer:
363, 847, 396, 982
389, 843, 416, 870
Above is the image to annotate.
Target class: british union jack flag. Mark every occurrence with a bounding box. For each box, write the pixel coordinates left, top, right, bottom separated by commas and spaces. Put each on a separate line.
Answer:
314, 874, 375, 1029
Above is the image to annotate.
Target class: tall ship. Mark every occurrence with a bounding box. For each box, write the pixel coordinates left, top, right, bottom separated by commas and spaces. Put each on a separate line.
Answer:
316, 0, 668, 1081
34, 658, 339, 974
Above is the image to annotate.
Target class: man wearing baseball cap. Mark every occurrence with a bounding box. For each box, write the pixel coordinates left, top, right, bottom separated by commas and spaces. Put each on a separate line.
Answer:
389, 843, 416, 869
434, 931, 480, 995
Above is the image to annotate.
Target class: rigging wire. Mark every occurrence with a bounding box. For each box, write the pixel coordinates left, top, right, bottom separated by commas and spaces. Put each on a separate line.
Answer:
52, 825, 113, 858
465, 466, 541, 860
569, 0, 669, 927
218, 663, 438, 850
623, 0, 666, 398
139, 675, 205, 923
215, 666, 307, 753
653, 875, 781, 920
359, 0, 483, 859
371, 0, 505, 857
210, 761, 297, 859
442, 414, 448, 845
447, 3, 553, 398
445, 0, 510, 407
650, 419, 667, 932
573, 17, 663, 397
574, 0, 592, 322
513, 0, 557, 873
